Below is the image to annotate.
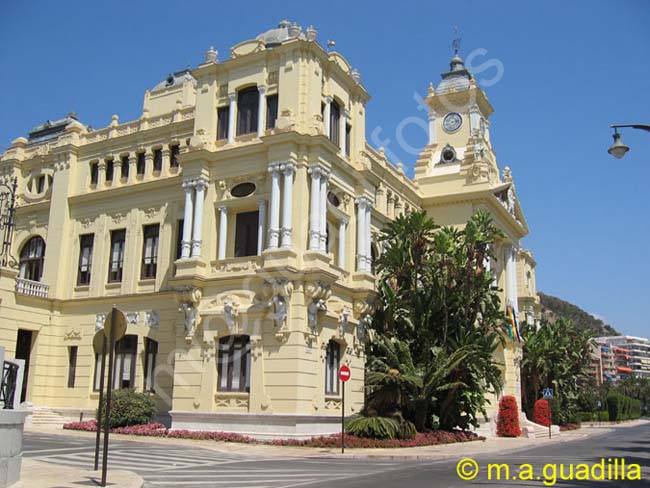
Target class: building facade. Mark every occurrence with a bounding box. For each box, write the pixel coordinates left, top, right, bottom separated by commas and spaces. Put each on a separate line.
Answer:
0, 21, 534, 436
595, 336, 650, 383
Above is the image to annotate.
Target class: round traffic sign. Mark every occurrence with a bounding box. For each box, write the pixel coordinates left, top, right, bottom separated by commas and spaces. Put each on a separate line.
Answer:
103, 308, 127, 341
339, 365, 351, 382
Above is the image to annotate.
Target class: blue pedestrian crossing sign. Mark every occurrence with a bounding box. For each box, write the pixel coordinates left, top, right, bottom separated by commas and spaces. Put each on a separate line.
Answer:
543, 388, 554, 400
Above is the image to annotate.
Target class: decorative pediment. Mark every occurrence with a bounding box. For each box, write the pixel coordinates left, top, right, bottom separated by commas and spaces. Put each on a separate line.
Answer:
230, 39, 265, 58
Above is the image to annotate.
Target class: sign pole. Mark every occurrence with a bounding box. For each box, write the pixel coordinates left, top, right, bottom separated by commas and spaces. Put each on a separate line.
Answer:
548, 403, 552, 439
341, 380, 345, 454
101, 307, 117, 487
94, 336, 107, 471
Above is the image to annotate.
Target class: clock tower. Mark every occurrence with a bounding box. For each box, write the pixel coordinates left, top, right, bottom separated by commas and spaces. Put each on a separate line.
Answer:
414, 50, 498, 184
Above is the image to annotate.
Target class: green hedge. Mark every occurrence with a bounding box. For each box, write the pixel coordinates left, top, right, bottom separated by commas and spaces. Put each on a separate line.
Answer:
96, 389, 156, 428
579, 411, 609, 422
606, 393, 642, 421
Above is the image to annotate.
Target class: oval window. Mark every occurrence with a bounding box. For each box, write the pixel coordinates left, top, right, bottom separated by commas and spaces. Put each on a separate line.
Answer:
231, 182, 256, 198
327, 191, 340, 207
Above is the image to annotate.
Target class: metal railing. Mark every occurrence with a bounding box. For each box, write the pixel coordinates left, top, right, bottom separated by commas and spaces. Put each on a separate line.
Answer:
0, 361, 18, 409
15, 277, 49, 298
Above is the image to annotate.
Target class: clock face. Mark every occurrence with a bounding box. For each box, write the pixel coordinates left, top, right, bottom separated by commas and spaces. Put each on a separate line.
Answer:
442, 112, 462, 133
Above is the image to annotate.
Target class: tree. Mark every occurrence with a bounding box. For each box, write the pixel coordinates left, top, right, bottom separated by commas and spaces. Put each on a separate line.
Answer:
520, 318, 593, 424
361, 210, 508, 433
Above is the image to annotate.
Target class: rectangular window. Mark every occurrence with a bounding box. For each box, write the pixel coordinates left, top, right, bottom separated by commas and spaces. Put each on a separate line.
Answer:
121, 155, 130, 179
141, 224, 159, 279
37, 175, 46, 193
113, 335, 137, 390
234, 211, 259, 257
325, 341, 341, 395
153, 148, 162, 172
175, 219, 184, 260
170, 145, 180, 168
217, 336, 251, 392
144, 338, 158, 392
217, 106, 229, 140
236, 87, 259, 136
266, 94, 278, 130
330, 102, 341, 145
108, 229, 126, 282
67, 346, 78, 388
93, 353, 102, 391
77, 234, 94, 286
90, 162, 99, 185
136, 152, 146, 175
345, 124, 351, 157
106, 159, 114, 182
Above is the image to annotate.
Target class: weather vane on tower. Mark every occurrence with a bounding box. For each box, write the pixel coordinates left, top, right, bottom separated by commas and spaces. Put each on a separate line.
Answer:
451, 25, 462, 55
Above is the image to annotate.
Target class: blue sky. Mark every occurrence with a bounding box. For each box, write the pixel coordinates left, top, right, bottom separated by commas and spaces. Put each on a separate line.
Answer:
1, 0, 649, 336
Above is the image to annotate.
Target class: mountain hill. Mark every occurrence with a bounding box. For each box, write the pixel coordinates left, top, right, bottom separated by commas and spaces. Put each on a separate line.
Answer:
538, 292, 620, 337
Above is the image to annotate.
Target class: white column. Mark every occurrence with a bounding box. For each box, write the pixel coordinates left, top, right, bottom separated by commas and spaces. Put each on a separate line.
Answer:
181, 179, 194, 258
268, 164, 281, 249
505, 245, 519, 315
257, 86, 267, 138
191, 179, 207, 257
227, 92, 237, 144
339, 109, 347, 156
281, 163, 295, 248
338, 218, 348, 269
365, 203, 372, 270
323, 96, 332, 138
308, 166, 322, 251
257, 199, 267, 255
319, 171, 329, 252
217, 206, 228, 260
356, 197, 367, 272
469, 104, 480, 136
428, 111, 437, 145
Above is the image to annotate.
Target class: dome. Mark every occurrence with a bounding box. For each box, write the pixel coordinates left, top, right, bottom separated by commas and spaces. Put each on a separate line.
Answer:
256, 20, 305, 47
436, 53, 472, 94
151, 70, 196, 92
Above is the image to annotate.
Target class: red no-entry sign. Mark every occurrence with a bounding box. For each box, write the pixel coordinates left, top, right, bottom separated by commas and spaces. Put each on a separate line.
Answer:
339, 365, 351, 382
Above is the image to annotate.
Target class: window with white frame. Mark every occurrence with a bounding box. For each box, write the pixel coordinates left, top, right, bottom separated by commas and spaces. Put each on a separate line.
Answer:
217, 336, 251, 392
325, 340, 341, 395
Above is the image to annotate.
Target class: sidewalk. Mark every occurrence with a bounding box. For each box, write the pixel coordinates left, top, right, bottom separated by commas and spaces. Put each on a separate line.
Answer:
25, 419, 648, 461
14, 457, 143, 488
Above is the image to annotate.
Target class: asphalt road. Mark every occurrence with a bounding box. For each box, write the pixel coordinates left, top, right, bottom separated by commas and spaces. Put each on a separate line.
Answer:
23, 423, 650, 488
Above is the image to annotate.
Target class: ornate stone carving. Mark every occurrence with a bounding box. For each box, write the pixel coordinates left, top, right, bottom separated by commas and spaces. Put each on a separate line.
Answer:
126, 312, 139, 326
95, 313, 106, 331
63, 330, 82, 341
174, 286, 202, 342
222, 295, 240, 332
304, 280, 331, 331
144, 310, 160, 328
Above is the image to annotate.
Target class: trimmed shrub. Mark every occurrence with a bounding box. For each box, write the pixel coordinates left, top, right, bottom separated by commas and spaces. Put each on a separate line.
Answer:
607, 393, 623, 422
345, 414, 416, 440
533, 399, 551, 427
496, 395, 522, 437
97, 389, 156, 428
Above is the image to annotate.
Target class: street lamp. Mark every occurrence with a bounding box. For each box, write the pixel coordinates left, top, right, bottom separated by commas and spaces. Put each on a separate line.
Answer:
607, 124, 650, 159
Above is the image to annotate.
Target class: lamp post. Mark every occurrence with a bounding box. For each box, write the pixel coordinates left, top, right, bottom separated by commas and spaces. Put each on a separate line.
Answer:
607, 124, 650, 159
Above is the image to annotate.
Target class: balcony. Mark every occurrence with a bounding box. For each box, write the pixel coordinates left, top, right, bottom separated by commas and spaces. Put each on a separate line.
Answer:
15, 278, 49, 298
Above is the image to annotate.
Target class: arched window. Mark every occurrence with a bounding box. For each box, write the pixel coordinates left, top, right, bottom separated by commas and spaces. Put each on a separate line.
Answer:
217, 335, 251, 392
144, 338, 158, 392
325, 340, 341, 395
329, 100, 341, 144
19, 236, 46, 282
236, 87, 259, 136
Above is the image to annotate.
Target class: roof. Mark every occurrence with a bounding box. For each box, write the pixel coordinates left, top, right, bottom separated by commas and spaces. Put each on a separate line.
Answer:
27, 112, 84, 145
436, 53, 473, 94
151, 69, 196, 92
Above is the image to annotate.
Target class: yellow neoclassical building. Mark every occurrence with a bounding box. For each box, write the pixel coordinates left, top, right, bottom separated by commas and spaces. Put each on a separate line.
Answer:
0, 21, 539, 437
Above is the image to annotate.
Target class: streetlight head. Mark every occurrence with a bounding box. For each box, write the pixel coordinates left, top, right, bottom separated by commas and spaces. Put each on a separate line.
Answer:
608, 131, 630, 159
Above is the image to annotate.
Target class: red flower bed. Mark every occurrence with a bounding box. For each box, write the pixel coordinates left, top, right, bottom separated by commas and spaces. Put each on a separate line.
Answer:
63, 420, 483, 448
533, 399, 551, 427
559, 423, 580, 431
496, 395, 522, 437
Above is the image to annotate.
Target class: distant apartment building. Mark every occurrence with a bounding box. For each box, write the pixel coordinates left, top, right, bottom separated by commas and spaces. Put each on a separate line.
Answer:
595, 336, 650, 383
